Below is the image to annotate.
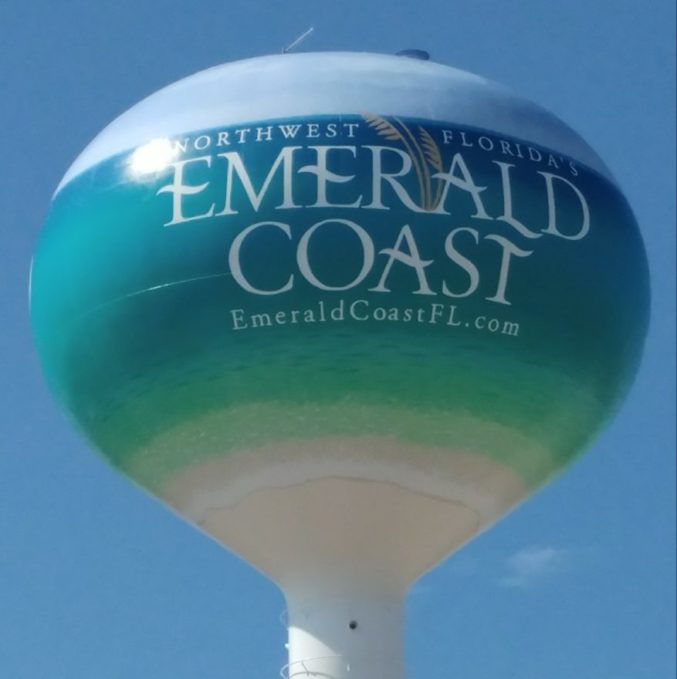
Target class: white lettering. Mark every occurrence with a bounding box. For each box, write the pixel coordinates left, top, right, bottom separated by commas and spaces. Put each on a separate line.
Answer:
228, 221, 293, 295
157, 155, 215, 226
538, 172, 590, 240
298, 219, 374, 291
363, 146, 422, 212
484, 234, 532, 305
370, 224, 434, 295
442, 227, 480, 298
493, 161, 542, 239
298, 146, 362, 208
216, 147, 301, 215
432, 153, 492, 219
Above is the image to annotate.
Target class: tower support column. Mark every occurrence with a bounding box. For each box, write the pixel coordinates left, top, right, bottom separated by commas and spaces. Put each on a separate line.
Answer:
284, 590, 404, 679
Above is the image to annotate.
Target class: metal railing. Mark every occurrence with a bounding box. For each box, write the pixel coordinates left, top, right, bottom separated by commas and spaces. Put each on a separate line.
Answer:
278, 610, 351, 677
280, 655, 350, 678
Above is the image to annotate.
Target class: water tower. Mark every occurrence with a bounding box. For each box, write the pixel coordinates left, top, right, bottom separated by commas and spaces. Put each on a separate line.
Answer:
31, 52, 649, 678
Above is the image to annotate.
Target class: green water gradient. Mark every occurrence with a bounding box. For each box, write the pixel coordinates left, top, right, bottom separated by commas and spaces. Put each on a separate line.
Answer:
31, 115, 649, 493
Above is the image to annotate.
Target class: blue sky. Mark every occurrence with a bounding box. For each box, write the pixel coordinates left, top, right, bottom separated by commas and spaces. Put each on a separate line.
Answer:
1, 2, 674, 677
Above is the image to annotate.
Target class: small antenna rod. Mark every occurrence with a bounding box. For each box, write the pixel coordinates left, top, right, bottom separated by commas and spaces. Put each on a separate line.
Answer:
283, 26, 314, 54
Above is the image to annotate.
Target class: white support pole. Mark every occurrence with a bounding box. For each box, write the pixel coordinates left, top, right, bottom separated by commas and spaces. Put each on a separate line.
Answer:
283, 592, 404, 679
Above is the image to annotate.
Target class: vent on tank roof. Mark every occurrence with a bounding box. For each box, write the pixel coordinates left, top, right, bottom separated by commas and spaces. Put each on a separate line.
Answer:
396, 48, 430, 60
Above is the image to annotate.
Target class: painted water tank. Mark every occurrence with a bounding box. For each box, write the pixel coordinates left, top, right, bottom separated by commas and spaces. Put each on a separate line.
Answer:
31, 52, 649, 678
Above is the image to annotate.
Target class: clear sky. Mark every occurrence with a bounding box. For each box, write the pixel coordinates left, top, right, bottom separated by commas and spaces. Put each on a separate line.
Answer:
0, 1, 674, 677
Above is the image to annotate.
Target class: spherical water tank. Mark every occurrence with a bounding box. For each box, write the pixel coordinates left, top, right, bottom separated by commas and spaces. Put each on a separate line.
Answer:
31, 52, 649, 679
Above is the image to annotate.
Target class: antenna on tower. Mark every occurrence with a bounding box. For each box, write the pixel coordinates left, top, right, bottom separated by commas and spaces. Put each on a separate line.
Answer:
282, 26, 314, 54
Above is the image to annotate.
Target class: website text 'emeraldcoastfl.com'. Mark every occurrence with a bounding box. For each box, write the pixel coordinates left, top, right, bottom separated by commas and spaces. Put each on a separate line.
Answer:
229, 299, 520, 338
